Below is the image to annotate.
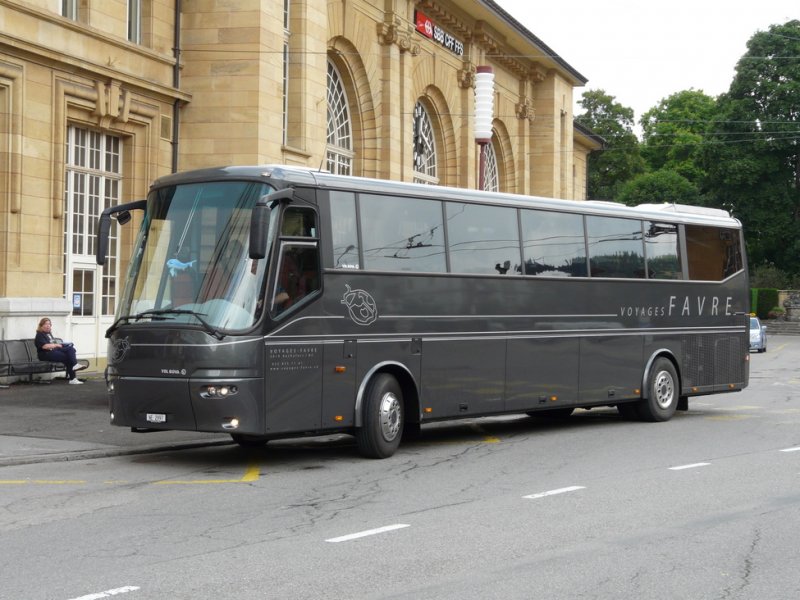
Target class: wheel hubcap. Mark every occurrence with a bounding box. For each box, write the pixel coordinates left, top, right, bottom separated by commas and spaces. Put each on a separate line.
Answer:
379, 392, 401, 441
654, 370, 674, 409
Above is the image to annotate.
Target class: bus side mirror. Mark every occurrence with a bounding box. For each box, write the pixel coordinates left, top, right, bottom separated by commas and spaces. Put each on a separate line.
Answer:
249, 201, 271, 259
96, 199, 147, 265
249, 188, 294, 259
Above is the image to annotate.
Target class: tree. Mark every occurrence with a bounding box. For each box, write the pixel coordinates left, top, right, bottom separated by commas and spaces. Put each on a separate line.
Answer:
640, 90, 717, 188
617, 170, 701, 206
702, 20, 800, 276
576, 89, 645, 200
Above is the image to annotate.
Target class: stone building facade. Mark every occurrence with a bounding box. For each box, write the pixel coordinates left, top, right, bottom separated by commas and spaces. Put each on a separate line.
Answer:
0, 0, 600, 365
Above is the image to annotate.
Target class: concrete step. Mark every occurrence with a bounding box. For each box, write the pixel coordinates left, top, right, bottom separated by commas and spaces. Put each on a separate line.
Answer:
762, 320, 800, 336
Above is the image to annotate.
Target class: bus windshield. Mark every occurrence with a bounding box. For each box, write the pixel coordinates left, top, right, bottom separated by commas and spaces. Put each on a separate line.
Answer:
117, 180, 276, 332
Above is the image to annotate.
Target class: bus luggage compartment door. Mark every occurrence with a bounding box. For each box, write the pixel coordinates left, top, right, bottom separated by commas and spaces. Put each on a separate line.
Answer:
505, 338, 580, 411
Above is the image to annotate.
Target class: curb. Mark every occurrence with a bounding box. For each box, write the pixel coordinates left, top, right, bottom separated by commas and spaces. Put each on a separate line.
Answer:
0, 439, 234, 468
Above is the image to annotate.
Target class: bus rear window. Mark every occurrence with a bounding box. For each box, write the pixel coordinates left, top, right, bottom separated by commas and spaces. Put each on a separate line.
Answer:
685, 225, 743, 281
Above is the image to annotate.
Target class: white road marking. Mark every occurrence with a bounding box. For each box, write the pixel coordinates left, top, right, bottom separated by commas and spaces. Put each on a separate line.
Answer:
325, 524, 410, 543
523, 486, 585, 499
779, 446, 800, 453
67, 586, 140, 600
669, 462, 711, 471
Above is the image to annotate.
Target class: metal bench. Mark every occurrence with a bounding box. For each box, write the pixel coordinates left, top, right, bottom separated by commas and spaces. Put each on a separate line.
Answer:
0, 339, 89, 385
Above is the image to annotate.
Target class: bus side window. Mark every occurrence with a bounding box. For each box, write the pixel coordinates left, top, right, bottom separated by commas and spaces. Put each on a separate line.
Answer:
282, 207, 316, 237
272, 244, 320, 314
330, 191, 360, 269
586, 216, 645, 279
645, 222, 682, 280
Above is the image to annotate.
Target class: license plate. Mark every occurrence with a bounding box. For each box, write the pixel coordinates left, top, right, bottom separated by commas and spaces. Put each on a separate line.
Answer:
146, 413, 167, 424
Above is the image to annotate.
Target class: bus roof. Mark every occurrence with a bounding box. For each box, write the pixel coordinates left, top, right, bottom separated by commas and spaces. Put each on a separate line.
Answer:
150, 165, 742, 229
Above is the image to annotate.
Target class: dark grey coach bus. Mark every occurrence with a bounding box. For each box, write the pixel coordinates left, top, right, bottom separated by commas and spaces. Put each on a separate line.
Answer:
96, 165, 750, 458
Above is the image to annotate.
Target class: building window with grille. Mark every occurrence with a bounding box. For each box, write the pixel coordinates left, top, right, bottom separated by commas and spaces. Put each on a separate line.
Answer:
61, 0, 78, 20
483, 142, 499, 192
326, 61, 353, 175
64, 126, 122, 317
128, 0, 142, 43
413, 102, 438, 185
282, 0, 290, 146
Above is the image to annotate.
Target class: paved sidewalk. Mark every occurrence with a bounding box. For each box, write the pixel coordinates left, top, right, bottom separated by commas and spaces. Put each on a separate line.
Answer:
0, 372, 230, 467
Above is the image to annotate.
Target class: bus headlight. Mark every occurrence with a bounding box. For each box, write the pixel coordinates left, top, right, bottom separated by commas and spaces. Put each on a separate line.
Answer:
222, 417, 240, 430
200, 384, 239, 399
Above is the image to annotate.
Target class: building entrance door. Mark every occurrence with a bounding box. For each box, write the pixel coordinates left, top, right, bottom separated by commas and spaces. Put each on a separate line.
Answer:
64, 126, 122, 365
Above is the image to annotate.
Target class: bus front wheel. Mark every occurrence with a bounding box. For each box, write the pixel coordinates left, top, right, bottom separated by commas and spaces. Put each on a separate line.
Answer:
355, 373, 404, 459
639, 358, 679, 422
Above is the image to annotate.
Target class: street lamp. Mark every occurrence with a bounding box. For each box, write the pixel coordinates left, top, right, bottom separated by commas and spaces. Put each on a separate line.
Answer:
474, 65, 494, 190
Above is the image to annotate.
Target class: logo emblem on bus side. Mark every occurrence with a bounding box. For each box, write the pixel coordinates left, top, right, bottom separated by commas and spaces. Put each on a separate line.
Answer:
341, 284, 378, 326
111, 336, 131, 363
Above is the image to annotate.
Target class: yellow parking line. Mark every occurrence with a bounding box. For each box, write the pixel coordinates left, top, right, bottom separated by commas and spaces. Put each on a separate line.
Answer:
0, 463, 260, 487
241, 463, 260, 481
153, 461, 261, 485
0, 480, 86, 485
470, 424, 501, 443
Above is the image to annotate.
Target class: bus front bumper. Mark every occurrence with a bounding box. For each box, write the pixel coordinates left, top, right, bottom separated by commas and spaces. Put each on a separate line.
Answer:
108, 376, 265, 435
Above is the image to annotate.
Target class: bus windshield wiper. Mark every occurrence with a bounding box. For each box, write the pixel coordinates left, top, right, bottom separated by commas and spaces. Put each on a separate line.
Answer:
135, 309, 225, 340
105, 312, 168, 338
105, 309, 224, 340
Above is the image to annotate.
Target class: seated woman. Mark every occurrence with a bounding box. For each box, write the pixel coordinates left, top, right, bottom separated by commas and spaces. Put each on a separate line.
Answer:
34, 317, 86, 384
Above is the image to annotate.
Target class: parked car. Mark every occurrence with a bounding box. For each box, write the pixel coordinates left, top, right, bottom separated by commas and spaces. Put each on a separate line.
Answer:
749, 316, 767, 353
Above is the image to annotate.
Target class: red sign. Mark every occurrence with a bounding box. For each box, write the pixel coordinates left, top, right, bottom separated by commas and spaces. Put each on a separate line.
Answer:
414, 10, 464, 56
415, 10, 434, 39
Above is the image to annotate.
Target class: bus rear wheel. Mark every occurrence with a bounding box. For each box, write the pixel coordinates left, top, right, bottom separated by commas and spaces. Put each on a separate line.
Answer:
638, 358, 679, 422
355, 373, 404, 459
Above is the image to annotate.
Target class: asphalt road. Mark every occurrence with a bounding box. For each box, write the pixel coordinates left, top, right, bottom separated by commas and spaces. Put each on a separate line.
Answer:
1, 338, 798, 600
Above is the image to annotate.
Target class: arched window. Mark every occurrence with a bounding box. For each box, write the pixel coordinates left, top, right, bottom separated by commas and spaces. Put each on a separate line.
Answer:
412, 102, 438, 184
326, 61, 353, 175
483, 142, 499, 192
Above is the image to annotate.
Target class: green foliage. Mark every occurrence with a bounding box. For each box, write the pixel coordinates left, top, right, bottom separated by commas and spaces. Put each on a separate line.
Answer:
617, 170, 701, 206
750, 264, 793, 288
768, 306, 785, 319
754, 288, 780, 319
701, 20, 800, 278
640, 90, 717, 187
576, 89, 645, 200
579, 20, 800, 279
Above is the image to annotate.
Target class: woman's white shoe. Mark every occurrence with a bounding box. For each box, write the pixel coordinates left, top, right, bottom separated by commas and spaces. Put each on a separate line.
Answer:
68, 378, 84, 385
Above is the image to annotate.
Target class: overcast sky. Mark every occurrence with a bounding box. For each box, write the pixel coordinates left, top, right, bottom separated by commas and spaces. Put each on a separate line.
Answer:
495, 1, 798, 122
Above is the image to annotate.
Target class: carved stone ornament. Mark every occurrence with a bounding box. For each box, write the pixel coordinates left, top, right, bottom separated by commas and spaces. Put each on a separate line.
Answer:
376, 22, 398, 46
94, 79, 131, 126
457, 64, 476, 89
376, 21, 420, 55
516, 99, 534, 121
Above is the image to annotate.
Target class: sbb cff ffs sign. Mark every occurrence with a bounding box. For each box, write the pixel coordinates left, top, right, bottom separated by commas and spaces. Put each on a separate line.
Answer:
414, 10, 464, 56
